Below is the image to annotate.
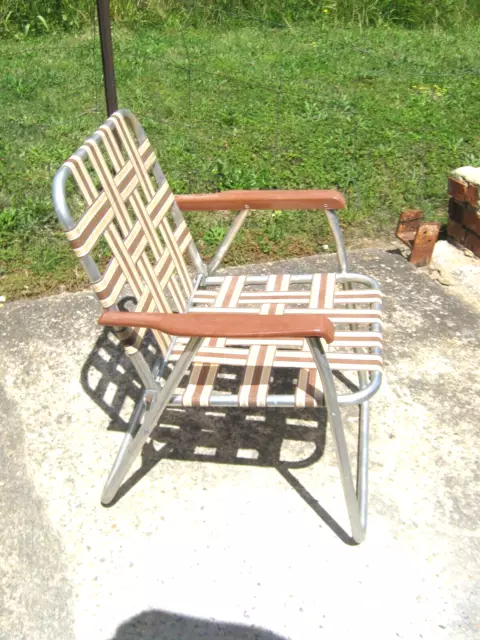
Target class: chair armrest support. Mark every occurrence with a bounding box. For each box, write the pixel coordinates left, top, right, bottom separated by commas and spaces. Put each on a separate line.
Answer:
176, 189, 345, 212
99, 312, 335, 343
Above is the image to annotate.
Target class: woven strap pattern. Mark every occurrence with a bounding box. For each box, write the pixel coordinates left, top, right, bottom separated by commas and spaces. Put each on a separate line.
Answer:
63, 112, 194, 355
170, 273, 383, 408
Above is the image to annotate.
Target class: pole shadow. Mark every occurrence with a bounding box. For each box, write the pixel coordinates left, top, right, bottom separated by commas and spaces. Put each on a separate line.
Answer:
110, 609, 289, 640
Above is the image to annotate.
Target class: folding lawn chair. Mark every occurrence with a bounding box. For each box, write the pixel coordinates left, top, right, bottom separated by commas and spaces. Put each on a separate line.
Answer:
53, 110, 383, 544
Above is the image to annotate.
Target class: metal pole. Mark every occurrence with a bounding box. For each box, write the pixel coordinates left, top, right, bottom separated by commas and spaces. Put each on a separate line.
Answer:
96, 0, 118, 116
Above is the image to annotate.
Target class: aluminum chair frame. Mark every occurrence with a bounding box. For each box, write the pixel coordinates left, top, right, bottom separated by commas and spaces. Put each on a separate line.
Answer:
53, 109, 382, 544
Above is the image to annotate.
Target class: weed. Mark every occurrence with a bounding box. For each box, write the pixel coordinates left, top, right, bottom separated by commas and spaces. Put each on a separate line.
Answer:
203, 224, 227, 247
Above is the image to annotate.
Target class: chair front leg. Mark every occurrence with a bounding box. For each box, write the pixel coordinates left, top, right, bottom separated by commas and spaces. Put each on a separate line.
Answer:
101, 336, 204, 505
307, 337, 365, 544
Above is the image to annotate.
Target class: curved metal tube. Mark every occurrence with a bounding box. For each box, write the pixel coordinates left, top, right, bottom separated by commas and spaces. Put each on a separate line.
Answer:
52, 108, 206, 274
326, 209, 349, 272
168, 372, 382, 408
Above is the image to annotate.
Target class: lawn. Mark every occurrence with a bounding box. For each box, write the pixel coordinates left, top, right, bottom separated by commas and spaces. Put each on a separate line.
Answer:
1, 23, 480, 298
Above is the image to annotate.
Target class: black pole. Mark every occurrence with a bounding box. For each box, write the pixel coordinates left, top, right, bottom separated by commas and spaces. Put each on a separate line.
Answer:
96, 0, 118, 116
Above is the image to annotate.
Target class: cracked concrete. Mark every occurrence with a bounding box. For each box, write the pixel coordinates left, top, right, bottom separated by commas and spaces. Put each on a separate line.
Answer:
0, 249, 479, 640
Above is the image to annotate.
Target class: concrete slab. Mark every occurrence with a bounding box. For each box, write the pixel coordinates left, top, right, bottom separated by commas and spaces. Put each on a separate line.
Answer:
429, 240, 480, 308
1, 249, 479, 640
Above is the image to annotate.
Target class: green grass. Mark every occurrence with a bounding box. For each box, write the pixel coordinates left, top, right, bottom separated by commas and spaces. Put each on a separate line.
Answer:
1, 23, 480, 299
2, 0, 480, 34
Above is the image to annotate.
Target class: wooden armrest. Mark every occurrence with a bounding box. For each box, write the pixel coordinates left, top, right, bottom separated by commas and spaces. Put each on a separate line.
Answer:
99, 312, 335, 343
175, 189, 345, 212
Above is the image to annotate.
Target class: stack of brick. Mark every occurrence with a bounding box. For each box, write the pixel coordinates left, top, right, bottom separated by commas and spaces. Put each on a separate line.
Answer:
447, 166, 480, 257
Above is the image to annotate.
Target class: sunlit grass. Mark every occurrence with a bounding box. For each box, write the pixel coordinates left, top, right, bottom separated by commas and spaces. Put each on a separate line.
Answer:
1, 23, 480, 298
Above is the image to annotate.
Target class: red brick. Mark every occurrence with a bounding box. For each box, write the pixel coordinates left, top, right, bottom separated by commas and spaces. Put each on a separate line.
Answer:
463, 208, 480, 235
396, 209, 423, 243
448, 198, 480, 235
464, 231, 480, 257
448, 176, 467, 201
409, 222, 440, 267
466, 183, 479, 208
448, 198, 465, 223
447, 219, 466, 243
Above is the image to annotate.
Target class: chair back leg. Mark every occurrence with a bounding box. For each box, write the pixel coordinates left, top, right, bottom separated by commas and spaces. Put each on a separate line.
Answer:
307, 337, 365, 544
357, 399, 369, 531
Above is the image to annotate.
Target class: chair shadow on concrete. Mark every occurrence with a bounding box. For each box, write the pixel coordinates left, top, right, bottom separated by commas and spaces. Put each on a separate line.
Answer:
81, 299, 354, 543
110, 609, 288, 640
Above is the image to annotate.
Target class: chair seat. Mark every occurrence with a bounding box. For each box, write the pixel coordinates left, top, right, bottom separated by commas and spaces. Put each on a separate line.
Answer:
168, 273, 383, 408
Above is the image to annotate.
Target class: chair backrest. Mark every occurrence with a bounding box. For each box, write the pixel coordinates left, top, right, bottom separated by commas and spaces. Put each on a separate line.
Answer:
54, 110, 199, 357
